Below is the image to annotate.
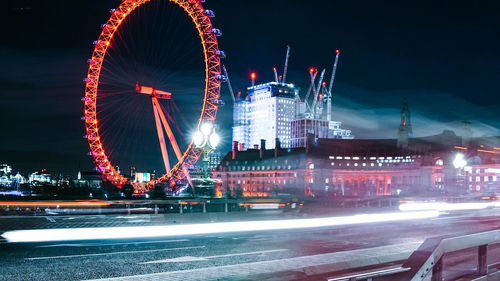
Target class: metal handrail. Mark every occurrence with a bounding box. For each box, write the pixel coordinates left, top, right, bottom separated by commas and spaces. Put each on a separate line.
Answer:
399, 229, 500, 280
328, 266, 410, 281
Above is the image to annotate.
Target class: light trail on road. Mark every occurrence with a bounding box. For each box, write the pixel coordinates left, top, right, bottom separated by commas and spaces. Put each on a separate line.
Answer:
1, 210, 438, 243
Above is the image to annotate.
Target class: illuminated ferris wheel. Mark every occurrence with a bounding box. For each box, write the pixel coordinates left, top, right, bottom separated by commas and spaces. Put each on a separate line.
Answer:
83, 0, 225, 193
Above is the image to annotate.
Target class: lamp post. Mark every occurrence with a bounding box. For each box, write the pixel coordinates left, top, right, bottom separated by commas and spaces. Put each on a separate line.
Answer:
453, 153, 467, 194
193, 122, 220, 179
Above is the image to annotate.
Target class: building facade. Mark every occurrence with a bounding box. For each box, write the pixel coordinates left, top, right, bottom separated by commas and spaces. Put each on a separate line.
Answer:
214, 133, 500, 197
291, 119, 353, 148
233, 82, 298, 149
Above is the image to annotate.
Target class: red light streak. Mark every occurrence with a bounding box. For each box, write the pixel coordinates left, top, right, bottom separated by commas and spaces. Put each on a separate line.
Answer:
0, 201, 110, 207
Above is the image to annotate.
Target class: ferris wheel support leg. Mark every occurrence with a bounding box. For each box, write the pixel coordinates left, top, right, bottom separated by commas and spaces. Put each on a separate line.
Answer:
152, 98, 170, 174
156, 103, 183, 161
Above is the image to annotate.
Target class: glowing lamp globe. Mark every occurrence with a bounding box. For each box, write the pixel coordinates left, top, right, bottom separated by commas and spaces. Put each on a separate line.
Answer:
200, 122, 213, 136
453, 153, 467, 169
193, 131, 204, 147
209, 132, 220, 148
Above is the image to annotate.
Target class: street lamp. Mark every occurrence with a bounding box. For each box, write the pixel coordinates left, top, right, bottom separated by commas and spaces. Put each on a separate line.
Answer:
453, 153, 467, 194
193, 122, 220, 178
453, 153, 467, 169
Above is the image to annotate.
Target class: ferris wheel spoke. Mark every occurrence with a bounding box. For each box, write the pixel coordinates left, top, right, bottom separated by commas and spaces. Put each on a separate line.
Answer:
84, 0, 222, 193
152, 97, 170, 173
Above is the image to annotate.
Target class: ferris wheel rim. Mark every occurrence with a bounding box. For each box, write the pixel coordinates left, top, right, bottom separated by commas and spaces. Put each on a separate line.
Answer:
83, 0, 222, 193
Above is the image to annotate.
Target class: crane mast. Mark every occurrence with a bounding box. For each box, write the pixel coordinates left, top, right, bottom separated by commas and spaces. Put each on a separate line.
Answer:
311, 69, 325, 119
222, 65, 236, 103
273, 67, 279, 83
304, 69, 317, 112
327, 50, 340, 122
282, 45, 291, 83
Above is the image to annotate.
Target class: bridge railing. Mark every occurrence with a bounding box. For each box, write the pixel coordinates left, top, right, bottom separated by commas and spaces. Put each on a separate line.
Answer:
398, 229, 500, 281
327, 229, 500, 281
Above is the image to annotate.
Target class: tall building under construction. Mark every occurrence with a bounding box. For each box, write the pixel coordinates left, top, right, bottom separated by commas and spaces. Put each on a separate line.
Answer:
231, 47, 353, 150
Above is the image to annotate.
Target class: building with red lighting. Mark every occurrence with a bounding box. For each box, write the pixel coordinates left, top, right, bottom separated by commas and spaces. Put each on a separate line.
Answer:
213, 132, 500, 198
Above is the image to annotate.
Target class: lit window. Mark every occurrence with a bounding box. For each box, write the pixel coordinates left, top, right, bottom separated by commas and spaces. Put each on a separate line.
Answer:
354, 163, 358, 167
484, 176, 489, 182
476, 176, 480, 182
494, 176, 498, 182
308, 163, 314, 169
331, 162, 335, 166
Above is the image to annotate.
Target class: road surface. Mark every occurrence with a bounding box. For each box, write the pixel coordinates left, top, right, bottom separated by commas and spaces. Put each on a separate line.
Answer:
1, 208, 500, 280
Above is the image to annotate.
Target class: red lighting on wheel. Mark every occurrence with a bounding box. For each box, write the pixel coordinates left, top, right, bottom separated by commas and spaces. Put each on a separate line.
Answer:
250, 72, 256, 79
336, 49, 340, 54
322, 81, 326, 85
309, 67, 315, 73
83, 0, 222, 194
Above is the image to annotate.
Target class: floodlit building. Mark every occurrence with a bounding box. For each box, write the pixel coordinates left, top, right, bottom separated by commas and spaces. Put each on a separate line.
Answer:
233, 81, 353, 150
291, 119, 353, 148
208, 151, 223, 171
233, 82, 298, 150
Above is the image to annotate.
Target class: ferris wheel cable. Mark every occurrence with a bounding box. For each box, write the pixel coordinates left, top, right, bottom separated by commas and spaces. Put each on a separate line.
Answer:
158, 101, 186, 138
165, 98, 191, 130
85, 0, 222, 189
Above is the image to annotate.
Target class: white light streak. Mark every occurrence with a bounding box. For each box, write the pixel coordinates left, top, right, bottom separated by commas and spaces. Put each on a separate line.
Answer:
399, 201, 500, 212
2, 211, 438, 243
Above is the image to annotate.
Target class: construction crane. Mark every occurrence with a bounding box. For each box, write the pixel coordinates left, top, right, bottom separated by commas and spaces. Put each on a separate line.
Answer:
273, 67, 279, 83
222, 65, 236, 103
311, 69, 325, 119
304, 68, 317, 112
326, 49, 340, 122
281, 45, 291, 83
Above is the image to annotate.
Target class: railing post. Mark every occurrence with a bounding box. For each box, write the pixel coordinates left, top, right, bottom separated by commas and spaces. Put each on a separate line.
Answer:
203, 202, 207, 213
478, 245, 488, 275
179, 204, 183, 214
154, 204, 158, 215
432, 257, 443, 281
225, 202, 228, 213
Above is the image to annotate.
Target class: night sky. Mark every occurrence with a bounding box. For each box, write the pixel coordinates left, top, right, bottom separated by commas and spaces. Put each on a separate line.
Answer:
1, 0, 499, 174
